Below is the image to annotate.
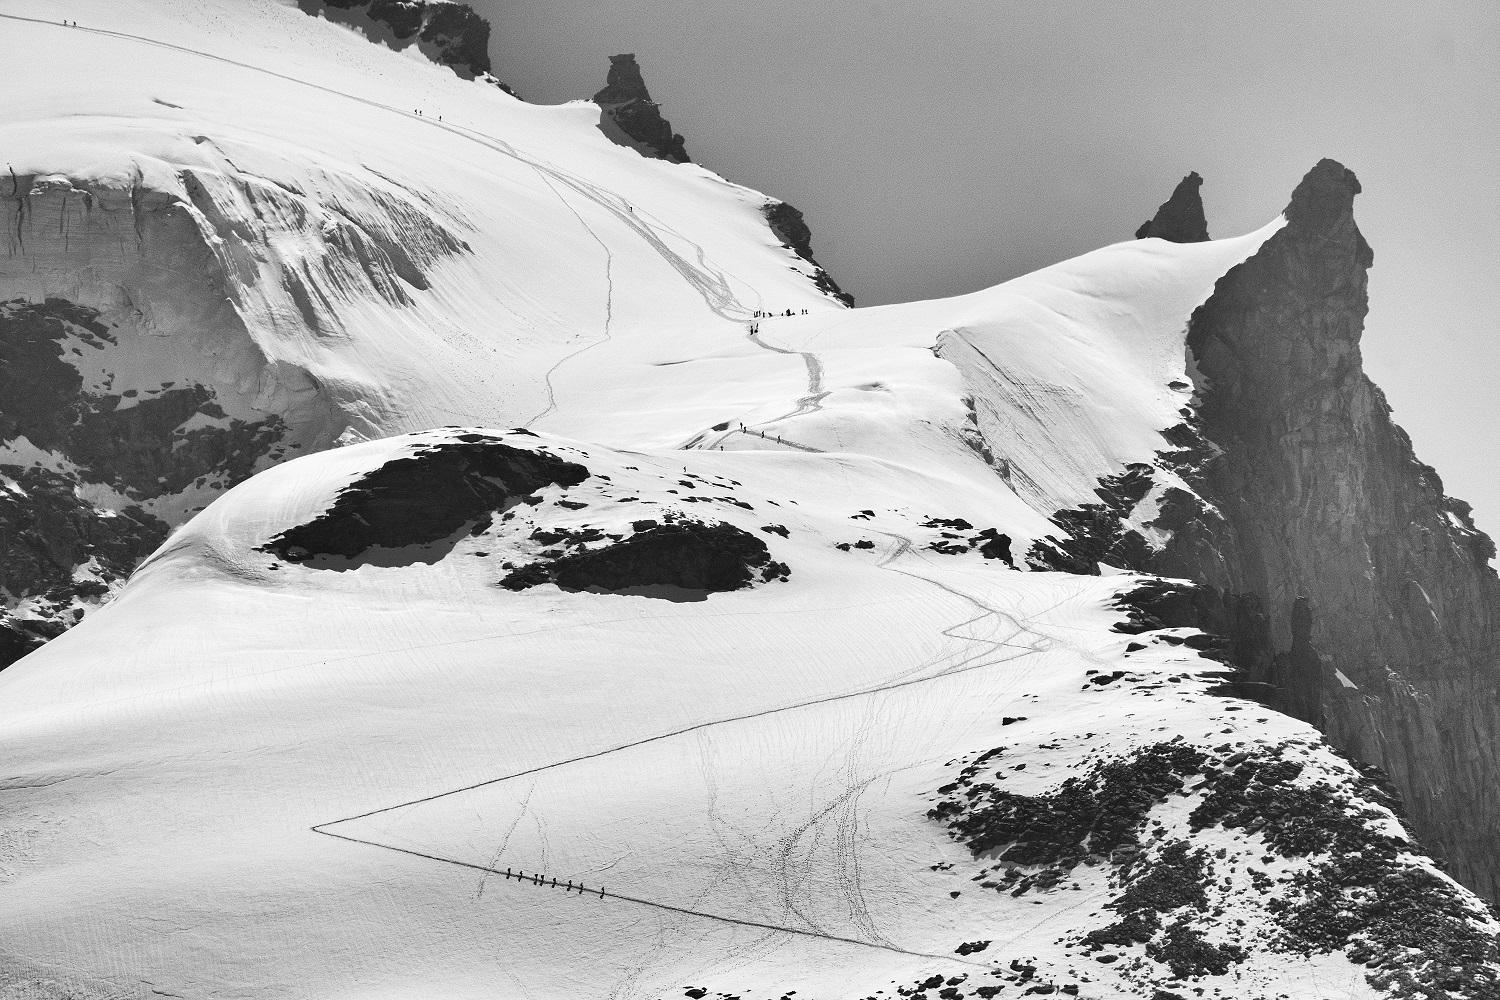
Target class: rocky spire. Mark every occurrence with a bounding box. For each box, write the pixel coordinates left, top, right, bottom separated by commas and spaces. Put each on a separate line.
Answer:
1281, 157, 1372, 266
593, 54, 691, 164
1134, 171, 1210, 243
1152, 157, 1500, 902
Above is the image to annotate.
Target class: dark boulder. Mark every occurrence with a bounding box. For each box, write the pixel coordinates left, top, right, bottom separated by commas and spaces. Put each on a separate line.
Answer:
0, 613, 55, 671
262, 436, 588, 567
501, 519, 788, 599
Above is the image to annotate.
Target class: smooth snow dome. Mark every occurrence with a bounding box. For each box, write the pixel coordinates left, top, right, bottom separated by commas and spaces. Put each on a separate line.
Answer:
2, 2, 1497, 999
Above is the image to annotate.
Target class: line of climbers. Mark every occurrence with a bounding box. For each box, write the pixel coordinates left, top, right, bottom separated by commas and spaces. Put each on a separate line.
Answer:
499, 868, 605, 897
751, 309, 810, 317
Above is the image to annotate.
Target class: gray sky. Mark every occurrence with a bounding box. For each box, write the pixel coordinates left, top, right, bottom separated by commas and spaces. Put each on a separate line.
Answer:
478, 0, 1500, 534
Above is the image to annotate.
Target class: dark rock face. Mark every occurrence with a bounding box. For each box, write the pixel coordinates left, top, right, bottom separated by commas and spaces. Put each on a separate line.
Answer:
501, 519, 788, 599
1, 298, 286, 498
0, 464, 169, 658
419, 3, 492, 77
1045, 160, 1500, 903
0, 613, 52, 670
0, 298, 281, 659
304, 0, 503, 85
763, 202, 855, 307
262, 435, 589, 567
1156, 159, 1500, 902
1134, 172, 1209, 243
593, 54, 691, 164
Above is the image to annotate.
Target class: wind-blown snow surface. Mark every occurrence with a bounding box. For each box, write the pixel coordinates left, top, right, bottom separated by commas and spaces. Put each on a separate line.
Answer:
2, 2, 1497, 999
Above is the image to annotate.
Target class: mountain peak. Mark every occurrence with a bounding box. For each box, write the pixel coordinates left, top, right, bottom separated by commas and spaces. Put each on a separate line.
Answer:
1134, 171, 1209, 243
1283, 158, 1368, 257
593, 53, 691, 164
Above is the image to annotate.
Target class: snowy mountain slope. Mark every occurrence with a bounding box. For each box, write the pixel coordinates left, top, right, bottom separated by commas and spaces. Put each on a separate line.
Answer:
0, 0, 845, 646
0, 0, 1279, 651
1, 2, 1498, 998
3, 427, 1496, 1000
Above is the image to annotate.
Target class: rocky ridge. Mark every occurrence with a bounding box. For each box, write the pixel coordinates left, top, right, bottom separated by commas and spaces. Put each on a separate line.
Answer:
593, 53, 692, 164
763, 201, 856, 307
1043, 161, 1500, 906
301, 0, 510, 89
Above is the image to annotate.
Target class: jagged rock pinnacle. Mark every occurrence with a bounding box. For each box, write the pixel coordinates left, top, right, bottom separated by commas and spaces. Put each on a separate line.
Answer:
1135, 171, 1210, 243
1155, 157, 1498, 901
1283, 158, 1372, 266
593, 54, 691, 164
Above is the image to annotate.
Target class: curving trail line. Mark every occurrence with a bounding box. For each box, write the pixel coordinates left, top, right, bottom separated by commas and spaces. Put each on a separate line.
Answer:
521, 172, 616, 429
309, 534, 1077, 965
685, 318, 831, 453
7, 13, 1116, 984
0, 13, 752, 325
314, 821, 992, 971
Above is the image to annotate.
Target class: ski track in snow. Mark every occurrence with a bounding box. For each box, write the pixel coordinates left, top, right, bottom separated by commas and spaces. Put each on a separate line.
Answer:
0, 13, 755, 328
474, 782, 535, 900
316, 821, 993, 972
522, 172, 616, 429
309, 532, 1078, 965
0, 10, 1062, 950
8, 14, 1444, 1000
685, 320, 831, 454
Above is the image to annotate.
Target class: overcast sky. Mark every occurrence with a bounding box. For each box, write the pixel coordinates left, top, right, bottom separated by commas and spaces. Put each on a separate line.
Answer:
477, 0, 1500, 535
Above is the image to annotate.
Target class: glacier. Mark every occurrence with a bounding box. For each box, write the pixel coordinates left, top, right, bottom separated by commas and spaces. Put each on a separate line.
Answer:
1, 2, 1497, 999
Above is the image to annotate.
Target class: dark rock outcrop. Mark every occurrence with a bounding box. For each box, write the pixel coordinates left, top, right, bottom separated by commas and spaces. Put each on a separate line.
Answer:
262, 434, 589, 567
418, 3, 492, 77
1134, 172, 1209, 243
0, 464, 169, 669
1049, 160, 1500, 903
930, 737, 1500, 997
501, 519, 788, 599
763, 202, 855, 307
1157, 159, 1500, 902
0, 299, 292, 484
593, 54, 691, 164
0, 613, 53, 670
0, 297, 281, 653
303, 0, 508, 88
